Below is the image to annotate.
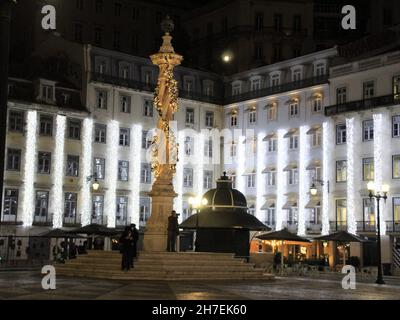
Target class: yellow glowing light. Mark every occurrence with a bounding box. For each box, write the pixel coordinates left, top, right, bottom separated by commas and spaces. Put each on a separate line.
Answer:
367, 181, 376, 192
382, 184, 390, 193
222, 54, 232, 63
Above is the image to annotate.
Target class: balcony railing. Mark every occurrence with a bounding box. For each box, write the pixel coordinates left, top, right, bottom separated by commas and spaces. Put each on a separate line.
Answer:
33, 214, 53, 226
325, 94, 400, 116
63, 215, 81, 227
91, 215, 106, 226
115, 216, 128, 227
386, 221, 400, 233
356, 221, 376, 233
306, 221, 322, 234
91, 72, 224, 105
329, 221, 347, 232
225, 75, 329, 104
282, 221, 298, 233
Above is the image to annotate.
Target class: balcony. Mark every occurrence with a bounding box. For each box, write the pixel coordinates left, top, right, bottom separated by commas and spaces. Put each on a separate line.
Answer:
356, 221, 376, 233
63, 215, 81, 227
386, 221, 400, 233
33, 214, 53, 227
329, 221, 347, 232
225, 75, 328, 104
91, 215, 106, 226
115, 216, 128, 228
282, 221, 298, 233
91, 72, 224, 105
325, 94, 400, 116
306, 221, 322, 234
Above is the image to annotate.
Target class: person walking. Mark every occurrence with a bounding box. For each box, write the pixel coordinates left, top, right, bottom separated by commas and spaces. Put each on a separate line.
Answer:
119, 226, 133, 271
167, 210, 179, 252
130, 224, 139, 267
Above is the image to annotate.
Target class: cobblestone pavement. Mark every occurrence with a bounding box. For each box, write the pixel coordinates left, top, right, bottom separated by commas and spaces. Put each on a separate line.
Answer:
0, 271, 399, 300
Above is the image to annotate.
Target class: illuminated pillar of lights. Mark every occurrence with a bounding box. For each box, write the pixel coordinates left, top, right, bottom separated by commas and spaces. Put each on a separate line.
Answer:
194, 131, 205, 198
346, 117, 358, 235
322, 120, 333, 235
236, 135, 246, 193
173, 131, 184, 223
21, 111, 38, 227
276, 129, 287, 231
129, 124, 142, 226
80, 118, 93, 227
51, 115, 66, 228
105, 120, 119, 228
256, 132, 266, 221
298, 125, 310, 236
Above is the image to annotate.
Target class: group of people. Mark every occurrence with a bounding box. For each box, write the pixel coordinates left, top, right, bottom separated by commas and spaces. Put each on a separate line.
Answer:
119, 224, 139, 271
52, 240, 88, 263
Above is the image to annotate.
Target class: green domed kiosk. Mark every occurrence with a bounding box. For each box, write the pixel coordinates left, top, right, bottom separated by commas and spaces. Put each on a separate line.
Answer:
180, 173, 269, 257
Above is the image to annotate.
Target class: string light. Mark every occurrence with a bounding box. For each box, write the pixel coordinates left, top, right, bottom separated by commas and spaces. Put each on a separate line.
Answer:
80, 118, 93, 226
276, 129, 287, 231
346, 117, 357, 235
256, 132, 266, 221
194, 131, 205, 198
130, 124, 142, 226
105, 120, 119, 228
51, 115, 66, 228
298, 125, 309, 236
21, 111, 37, 227
173, 131, 184, 222
322, 120, 332, 235
236, 135, 246, 193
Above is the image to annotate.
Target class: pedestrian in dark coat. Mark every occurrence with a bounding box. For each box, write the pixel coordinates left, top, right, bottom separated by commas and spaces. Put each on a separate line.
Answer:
119, 226, 133, 271
130, 224, 139, 267
167, 210, 179, 252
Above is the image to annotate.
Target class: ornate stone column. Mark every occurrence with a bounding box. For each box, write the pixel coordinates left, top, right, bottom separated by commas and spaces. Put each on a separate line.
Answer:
142, 17, 183, 252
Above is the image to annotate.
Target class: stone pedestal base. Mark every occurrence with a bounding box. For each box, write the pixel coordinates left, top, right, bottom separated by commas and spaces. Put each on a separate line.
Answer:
143, 179, 177, 252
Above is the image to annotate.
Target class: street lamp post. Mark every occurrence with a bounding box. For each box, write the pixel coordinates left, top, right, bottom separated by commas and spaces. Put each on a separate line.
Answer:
367, 181, 389, 285
310, 179, 329, 196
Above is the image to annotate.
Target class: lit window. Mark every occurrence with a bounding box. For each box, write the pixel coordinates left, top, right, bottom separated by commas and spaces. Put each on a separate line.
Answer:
363, 120, 374, 141
66, 155, 79, 177
393, 155, 400, 179
336, 87, 347, 105
336, 199, 347, 225
362, 158, 374, 181
289, 101, 299, 117
363, 81, 375, 99
266, 104, 277, 121
336, 160, 347, 182
38, 152, 51, 174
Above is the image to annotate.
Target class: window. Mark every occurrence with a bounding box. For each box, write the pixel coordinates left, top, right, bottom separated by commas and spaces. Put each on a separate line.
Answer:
120, 65, 129, 79
95, 0, 103, 13
113, 31, 121, 49
35, 191, 49, 219
336, 199, 347, 225
274, 14, 282, 32
140, 197, 151, 226
267, 170, 276, 186
66, 155, 79, 177
142, 131, 152, 149
313, 96, 323, 113
203, 170, 213, 189
91, 195, 103, 224
287, 208, 298, 223
8, 111, 24, 132
270, 74, 280, 87
120, 95, 131, 113
247, 173, 256, 188
393, 198, 400, 222
289, 101, 299, 117
336, 160, 347, 182
230, 114, 238, 127
249, 110, 257, 124
93, 157, 105, 180
393, 75, 400, 99
38, 152, 51, 174
184, 136, 194, 156
336, 87, 347, 104
144, 71, 152, 85
143, 100, 153, 117
255, 12, 264, 31
74, 23, 83, 42
289, 136, 299, 150
266, 104, 277, 121
288, 169, 298, 185
232, 83, 241, 96
185, 80, 194, 93
96, 62, 106, 75
393, 116, 400, 137
268, 139, 277, 152
204, 139, 213, 158
363, 198, 376, 224
7, 84, 14, 96
310, 207, 321, 224
41, 84, 54, 101
311, 130, 322, 147
118, 160, 129, 181
363, 120, 374, 141
115, 3, 121, 16
68, 119, 81, 140
119, 128, 130, 146
293, 15, 301, 32
251, 78, 261, 91
39, 115, 53, 136
94, 123, 106, 143
393, 155, 400, 179
310, 167, 322, 182
116, 196, 128, 224
248, 205, 256, 216
7, 149, 21, 171
266, 206, 276, 226
183, 168, 193, 188
336, 124, 346, 144
292, 69, 302, 82
186, 108, 194, 124
363, 81, 375, 99
64, 193, 78, 220
3, 189, 18, 220
362, 158, 374, 181
230, 143, 237, 157
140, 163, 151, 184
205, 111, 214, 127
315, 63, 326, 77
